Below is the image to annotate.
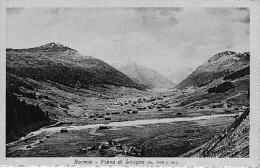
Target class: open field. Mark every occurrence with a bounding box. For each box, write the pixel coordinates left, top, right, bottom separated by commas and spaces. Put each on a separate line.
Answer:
7, 114, 235, 157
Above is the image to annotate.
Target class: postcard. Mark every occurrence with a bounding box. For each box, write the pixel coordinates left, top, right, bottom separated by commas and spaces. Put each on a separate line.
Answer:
1, 0, 259, 167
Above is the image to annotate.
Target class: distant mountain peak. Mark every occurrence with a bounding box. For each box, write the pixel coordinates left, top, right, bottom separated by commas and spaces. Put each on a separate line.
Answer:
208, 51, 237, 63
7, 42, 77, 52
114, 63, 175, 89
42, 42, 65, 47
36, 42, 76, 52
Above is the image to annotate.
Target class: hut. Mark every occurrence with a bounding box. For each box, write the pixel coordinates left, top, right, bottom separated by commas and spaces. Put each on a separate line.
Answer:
98, 142, 109, 150
80, 148, 87, 153
116, 144, 123, 149
176, 112, 182, 116
60, 128, 68, 133
132, 110, 138, 114
99, 125, 110, 130
222, 100, 228, 109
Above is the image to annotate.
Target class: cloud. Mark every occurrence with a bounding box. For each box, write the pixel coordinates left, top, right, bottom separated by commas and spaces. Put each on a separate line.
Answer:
43, 8, 69, 26
6, 8, 24, 14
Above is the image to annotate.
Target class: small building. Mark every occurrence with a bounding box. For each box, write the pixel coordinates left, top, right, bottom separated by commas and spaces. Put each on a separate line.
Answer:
132, 110, 138, 114
60, 128, 68, 133
222, 100, 228, 109
99, 125, 110, 130
98, 142, 109, 150
176, 112, 182, 116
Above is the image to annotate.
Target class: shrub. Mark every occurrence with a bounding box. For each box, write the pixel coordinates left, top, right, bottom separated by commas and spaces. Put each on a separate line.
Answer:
208, 82, 234, 93
223, 67, 249, 81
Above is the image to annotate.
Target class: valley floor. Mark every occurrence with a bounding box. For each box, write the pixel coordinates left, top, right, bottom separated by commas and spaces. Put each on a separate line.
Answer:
6, 80, 249, 157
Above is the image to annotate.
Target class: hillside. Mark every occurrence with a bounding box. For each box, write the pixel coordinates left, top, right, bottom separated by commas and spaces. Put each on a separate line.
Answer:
6, 42, 147, 142
6, 43, 147, 91
176, 51, 250, 89
180, 109, 249, 157
114, 63, 175, 89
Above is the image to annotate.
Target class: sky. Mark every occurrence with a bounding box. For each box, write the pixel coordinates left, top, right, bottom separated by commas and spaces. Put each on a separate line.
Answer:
6, 7, 249, 76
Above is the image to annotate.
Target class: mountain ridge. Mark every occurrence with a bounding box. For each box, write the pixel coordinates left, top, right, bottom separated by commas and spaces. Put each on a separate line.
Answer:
176, 51, 250, 89
7, 42, 77, 52
114, 62, 175, 89
6, 42, 147, 91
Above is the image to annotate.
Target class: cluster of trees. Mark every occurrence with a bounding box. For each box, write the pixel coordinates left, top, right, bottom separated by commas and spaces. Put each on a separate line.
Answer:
178, 70, 231, 89
6, 93, 50, 142
208, 82, 234, 93
6, 73, 35, 95
223, 67, 249, 81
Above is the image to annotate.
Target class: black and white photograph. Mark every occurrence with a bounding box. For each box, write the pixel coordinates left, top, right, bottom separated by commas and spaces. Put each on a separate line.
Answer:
2, 0, 259, 166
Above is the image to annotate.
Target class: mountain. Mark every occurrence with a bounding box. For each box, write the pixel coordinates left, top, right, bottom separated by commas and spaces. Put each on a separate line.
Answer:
176, 51, 250, 89
167, 67, 193, 85
180, 109, 249, 157
6, 42, 148, 142
6, 42, 147, 91
113, 63, 175, 89
8, 42, 77, 52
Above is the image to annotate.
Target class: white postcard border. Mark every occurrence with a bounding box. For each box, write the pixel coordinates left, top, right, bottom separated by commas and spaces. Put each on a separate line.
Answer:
0, 0, 259, 167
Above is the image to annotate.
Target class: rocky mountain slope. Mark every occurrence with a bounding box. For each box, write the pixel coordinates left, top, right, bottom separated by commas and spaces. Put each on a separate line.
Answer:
114, 63, 175, 89
7, 43, 146, 91
180, 108, 249, 157
176, 51, 250, 89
